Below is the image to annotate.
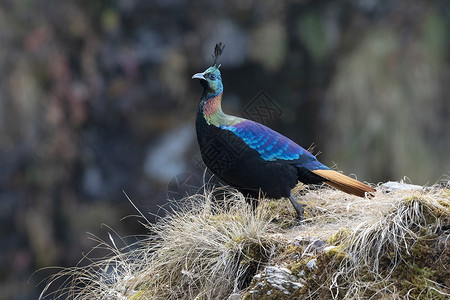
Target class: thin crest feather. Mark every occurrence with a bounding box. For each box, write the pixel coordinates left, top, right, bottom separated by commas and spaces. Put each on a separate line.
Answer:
212, 42, 225, 67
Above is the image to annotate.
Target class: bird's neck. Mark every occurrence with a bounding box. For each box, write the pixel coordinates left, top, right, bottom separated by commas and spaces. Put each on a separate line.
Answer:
199, 92, 242, 127
202, 92, 223, 121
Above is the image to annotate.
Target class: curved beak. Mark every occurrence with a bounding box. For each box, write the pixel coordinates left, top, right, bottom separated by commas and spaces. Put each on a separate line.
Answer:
192, 72, 205, 80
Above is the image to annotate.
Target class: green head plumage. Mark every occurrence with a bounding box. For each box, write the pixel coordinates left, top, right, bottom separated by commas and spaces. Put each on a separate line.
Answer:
192, 43, 225, 98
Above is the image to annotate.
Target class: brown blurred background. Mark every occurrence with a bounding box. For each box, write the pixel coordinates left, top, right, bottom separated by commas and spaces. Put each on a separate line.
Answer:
0, 1, 449, 299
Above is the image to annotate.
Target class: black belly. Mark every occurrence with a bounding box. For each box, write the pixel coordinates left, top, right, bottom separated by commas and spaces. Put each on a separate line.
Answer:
196, 121, 298, 199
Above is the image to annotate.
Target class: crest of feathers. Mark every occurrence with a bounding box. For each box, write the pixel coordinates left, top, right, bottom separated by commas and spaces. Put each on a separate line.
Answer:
212, 42, 225, 67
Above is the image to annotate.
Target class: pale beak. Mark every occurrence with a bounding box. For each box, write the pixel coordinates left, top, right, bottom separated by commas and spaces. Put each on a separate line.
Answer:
192, 72, 205, 80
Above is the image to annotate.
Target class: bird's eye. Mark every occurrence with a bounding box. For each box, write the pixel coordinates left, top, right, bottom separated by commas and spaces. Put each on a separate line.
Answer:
209, 73, 217, 80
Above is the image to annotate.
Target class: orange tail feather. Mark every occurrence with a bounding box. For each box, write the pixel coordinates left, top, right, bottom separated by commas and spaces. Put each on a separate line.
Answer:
311, 169, 376, 197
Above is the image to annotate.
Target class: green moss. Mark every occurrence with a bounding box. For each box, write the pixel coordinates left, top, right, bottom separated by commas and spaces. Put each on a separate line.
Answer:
387, 234, 450, 299
328, 227, 352, 245
261, 200, 298, 228
282, 244, 303, 256
290, 251, 346, 299
324, 244, 348, 261
128, 290, 151, 300
288, 260, 306, 276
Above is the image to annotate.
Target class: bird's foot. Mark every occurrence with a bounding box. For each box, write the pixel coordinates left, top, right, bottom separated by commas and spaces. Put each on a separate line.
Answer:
289, 194, 306, 221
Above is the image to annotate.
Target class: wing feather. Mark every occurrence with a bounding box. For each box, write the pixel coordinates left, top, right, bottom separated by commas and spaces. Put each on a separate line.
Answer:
220, 120, 318, 165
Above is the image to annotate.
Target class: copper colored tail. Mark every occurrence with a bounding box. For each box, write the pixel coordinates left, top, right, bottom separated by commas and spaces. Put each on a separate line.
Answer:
311, 169, 376, 197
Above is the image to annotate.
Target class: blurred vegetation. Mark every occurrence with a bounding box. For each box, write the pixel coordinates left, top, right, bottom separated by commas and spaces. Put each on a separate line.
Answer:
0, 1, 448, 299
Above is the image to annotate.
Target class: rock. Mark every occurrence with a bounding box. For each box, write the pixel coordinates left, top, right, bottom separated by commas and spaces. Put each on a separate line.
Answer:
291, 237, 326, 252
264, 265, 304, 294
247, 265, 305, 297
306, 258, 317, 271
381, 181, 423, 192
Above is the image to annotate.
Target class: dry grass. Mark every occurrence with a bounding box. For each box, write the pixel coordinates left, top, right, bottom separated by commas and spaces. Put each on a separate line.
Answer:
39, 186, 289, 299
335, 188, 450, 299
38, 181, 450, 299
285, 182, 450, 299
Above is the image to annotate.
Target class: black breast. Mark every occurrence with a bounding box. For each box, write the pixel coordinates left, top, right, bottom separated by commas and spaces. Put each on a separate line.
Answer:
195, 108, 298, 199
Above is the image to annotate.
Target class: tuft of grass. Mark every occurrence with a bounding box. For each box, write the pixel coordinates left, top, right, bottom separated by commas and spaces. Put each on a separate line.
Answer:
39, 186, 291, 299
39, 181, 450, 299
246, 182, 450, 299
334, 189, 450, 299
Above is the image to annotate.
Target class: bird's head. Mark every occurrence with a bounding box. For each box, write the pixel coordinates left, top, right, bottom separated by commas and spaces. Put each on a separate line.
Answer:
192, 65, 223, 97
192, 43, 225, 98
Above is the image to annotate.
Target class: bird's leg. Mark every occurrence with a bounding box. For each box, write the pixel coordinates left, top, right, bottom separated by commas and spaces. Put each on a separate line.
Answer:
289, 193, 306, 220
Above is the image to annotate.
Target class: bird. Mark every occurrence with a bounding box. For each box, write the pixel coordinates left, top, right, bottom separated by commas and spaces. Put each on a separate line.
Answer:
192, 43, 375, 219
